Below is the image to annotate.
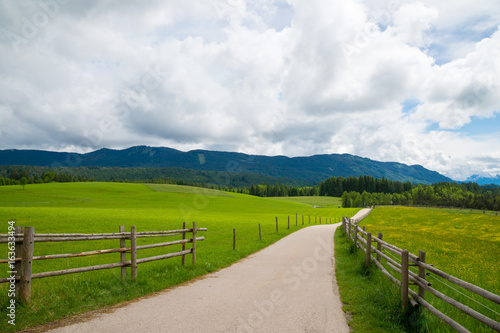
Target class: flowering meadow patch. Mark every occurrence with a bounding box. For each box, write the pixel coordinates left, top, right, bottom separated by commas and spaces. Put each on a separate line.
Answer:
360, 206, 500, 332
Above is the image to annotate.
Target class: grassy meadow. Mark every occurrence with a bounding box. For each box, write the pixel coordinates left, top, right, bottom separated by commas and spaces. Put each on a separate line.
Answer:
351, 206, 500, 332
0, 182, 352, 332
270, 195, 343, 208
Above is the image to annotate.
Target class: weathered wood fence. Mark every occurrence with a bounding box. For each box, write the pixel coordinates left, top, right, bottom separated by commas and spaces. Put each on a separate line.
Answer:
342, 217, 500, 332
0, 222, 206, 304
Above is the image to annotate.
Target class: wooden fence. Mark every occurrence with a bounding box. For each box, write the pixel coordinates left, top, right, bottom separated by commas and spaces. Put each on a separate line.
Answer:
0, 222, 206, 304
342, 217, 500, 332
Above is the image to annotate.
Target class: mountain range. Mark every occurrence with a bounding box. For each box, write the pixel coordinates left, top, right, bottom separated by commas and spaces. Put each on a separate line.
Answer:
0, 146, 452, 185
465, 174, 500, 186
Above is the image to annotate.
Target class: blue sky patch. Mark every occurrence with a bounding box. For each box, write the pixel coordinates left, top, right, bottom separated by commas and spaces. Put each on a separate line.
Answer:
426, 112, 500, 136
428, 21, 498, 65
460, 113, 500, 136
401, 98, 421, 114
269, 2, 294, 32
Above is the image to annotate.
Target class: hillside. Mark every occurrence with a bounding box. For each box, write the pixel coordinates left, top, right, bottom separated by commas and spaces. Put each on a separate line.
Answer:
0, 146, 452, 184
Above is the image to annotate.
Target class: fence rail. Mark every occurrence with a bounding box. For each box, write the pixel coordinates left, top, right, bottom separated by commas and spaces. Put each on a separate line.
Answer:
342, 216, 500, 333
0, 223, 206, 304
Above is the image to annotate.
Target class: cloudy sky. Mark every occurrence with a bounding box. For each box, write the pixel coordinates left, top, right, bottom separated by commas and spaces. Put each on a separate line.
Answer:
0, 0, 499, 181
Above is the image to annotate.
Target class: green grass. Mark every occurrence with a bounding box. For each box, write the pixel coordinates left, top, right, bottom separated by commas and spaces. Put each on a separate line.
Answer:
334, 227, 422, 333
0, 183, 355, 332
352, 206, 500, 332
144, 183, 235, 196
270, 195, 343, 208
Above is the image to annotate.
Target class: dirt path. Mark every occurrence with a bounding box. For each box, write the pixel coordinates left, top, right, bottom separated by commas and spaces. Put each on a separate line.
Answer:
48, 223, 352, 333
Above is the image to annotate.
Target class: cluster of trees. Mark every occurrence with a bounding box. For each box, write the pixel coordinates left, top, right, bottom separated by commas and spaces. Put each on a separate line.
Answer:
341, 182, 500, 211
244, 175, 499, 212
0, 168, 89, 186
247, 184, 319, 197
245, 175, 415, 199
319, 175, 414, 197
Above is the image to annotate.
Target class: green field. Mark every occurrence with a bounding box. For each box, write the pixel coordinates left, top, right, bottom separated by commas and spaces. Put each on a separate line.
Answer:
270, 195, 343, 208
355, 206, 500, 332
0, 183, 351, 332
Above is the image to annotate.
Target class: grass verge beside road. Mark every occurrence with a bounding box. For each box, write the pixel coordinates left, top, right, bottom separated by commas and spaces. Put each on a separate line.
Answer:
334, 227, 423, 332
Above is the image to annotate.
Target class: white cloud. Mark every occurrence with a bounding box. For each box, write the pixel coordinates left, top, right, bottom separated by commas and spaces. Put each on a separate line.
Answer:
413, 29, 500, 130
391, 2, 438, 47
0, 0, 499, 181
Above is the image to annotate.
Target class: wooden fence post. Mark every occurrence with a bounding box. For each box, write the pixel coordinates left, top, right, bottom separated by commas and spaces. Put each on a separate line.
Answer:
181, 222, 186, 266
302, 215, 304, 225
353, 225, 358, 250
401, 249, 409, 310
233, 228, 236, 250
119, 225, 126, 280
14, 226, 23, 299
366, 232, 371, 269
315, 216, 317, 224
376, 233, 383, 262
192, 222, 197, 265
419, 250, 426, 299
276, 217, 278, 233
342, 218, 346, 234
19, 227, 34, 304
131, 226, 137, 282
259, 224, 261, 241
347, 219, 351, 240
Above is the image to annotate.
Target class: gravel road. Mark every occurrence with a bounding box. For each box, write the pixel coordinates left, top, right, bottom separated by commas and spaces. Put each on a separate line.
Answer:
48, 223, 353, 333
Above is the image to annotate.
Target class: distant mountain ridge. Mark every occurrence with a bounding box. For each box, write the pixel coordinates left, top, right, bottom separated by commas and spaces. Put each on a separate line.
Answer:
465, 174, 500, 186
0, 146, 452, 184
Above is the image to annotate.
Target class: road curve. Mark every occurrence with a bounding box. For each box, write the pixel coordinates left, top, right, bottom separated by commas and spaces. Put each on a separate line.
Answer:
350, 208, 372, 222
49, 224, 350, 333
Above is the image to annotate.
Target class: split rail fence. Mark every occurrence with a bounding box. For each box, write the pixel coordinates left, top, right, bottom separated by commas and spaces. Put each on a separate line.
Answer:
0, 222, 206, 304
342, 217, 500, 332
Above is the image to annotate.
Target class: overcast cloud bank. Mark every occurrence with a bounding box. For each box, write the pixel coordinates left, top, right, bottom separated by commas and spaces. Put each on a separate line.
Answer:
0, 0, 499, 180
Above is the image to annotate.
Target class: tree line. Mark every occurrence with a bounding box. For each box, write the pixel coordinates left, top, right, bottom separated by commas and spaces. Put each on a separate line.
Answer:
0, 165, 309, 190
242, 175, 413, 198
2, 166, 498, 211
341, 182, 500, 211
244, 175, 499, 212
319, 175, 414, 196
0, 168, 89, 185
247, 183, 319, 197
